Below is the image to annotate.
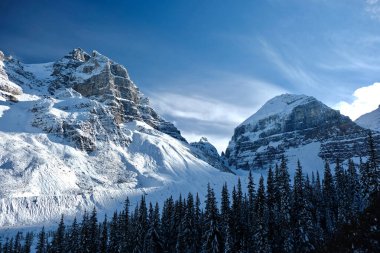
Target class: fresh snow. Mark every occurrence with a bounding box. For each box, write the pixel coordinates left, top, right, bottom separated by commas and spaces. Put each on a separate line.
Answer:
356, 106, 380, 132
240, 94, 315, 127
0, 51, 246, 229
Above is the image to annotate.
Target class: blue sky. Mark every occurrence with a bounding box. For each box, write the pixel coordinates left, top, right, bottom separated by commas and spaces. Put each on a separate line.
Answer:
1, 0, 380, 152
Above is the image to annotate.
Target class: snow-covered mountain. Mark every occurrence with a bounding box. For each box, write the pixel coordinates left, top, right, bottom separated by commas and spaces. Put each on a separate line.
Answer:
225, 94, 380, 172
356, 105, 380, 132
0, 49, 237, 228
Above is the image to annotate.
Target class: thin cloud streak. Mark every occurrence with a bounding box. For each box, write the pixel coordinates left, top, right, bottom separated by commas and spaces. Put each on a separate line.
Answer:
148, 73, 287, 152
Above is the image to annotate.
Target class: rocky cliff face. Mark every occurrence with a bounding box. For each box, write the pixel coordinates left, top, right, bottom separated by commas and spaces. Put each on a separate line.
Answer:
190, 137, 232, 173
1, 49, 185, 152
225, 94, 380, 170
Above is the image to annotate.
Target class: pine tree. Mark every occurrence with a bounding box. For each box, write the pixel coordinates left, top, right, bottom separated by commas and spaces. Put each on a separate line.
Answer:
254, 175, 268, 253
277, 156, 293, 252
80, 210, 92, 253
23, 232, 34, 253
266, 166, 276, 252
347, 159, 361, 222
334, 159, 348, 224
220, 182, 230, 247
66, 217, 80, 253
120, 198, 130, 251
367, 131, 379, 196
292, 161, 314, 252
194, 193, 203, 253
161, 196, 175, 252
89, 207, 99, 253
51, 215, 65, 253
322, 161, 337, 236
36, 227, 47, 253
13, 232, 22, 253
109, 212, 119, 253
181, 193, 196, 253
145, 203, 163, 253
247, 170, 256, 251
203, 184, 223, 253
99, 215, 108, 253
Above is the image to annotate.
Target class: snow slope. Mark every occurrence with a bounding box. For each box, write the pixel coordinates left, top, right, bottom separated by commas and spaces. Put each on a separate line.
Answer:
356, 106, 380, 132
0, 49, 240, 228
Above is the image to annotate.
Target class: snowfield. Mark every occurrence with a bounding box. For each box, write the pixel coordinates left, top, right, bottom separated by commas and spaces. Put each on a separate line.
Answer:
0, 49, 243, 230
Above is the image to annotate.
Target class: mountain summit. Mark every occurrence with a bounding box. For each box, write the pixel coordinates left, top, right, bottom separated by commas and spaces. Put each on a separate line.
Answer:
225, 94, 379, 171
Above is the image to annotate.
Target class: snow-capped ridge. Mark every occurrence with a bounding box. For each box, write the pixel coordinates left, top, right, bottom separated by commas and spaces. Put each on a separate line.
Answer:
226, 93, 380, 171
356, 106, 380, 132
240, 94, 317, 126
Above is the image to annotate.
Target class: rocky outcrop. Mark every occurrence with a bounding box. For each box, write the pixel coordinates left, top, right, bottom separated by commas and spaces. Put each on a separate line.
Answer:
0, 52, 23, 99
191, 137, 233, 173
225, 94, 380, 170
1, 48, 186, 152
47, 48, 185, 142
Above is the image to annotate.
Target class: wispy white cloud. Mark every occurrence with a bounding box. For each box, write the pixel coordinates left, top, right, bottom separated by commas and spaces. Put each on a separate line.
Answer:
148, 73, 287, 152
259, 39, 320, 89
150, 92, 251, 125
366, 0, 380, 20
335, 82, 380, 120
318, 35, 380, 72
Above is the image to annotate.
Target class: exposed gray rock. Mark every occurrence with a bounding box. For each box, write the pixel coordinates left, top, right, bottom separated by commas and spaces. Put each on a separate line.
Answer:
225, 94, 380, 170
47, 49, 186, 143
191, 137, 233, 173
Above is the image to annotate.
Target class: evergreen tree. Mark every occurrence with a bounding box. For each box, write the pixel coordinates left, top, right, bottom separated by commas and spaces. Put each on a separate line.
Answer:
291, 161, 314, 252
13, 232, 21, 253
266, 166, 276, 252
145, 203, 163, 253
99, 215, 108, 253
89, 207, 99, 253
322, 161, 337, 236
80, 210, 92, 253
120, 198, 130, 252
194, 193, 203, 253
277, 156, 293, 252
23, 232, 34, 253
51, 215, 65, 253
203, 184, 223, 253
181, 193, 196, 253
367, 131, 379, 196
347, 159, 361, 222
66, 217, 80, 253
109, 212, 119, 253
161, 196, 176, 252
246, 170, 256, 251
220, 182, 230, 249
36, 227, 47, 253
334, 159, 347, 224
254, 175, 268, 253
